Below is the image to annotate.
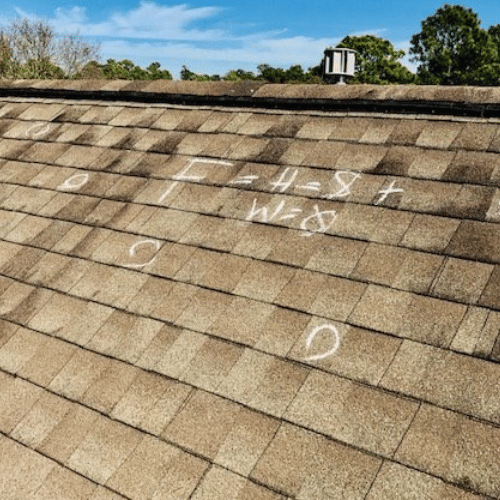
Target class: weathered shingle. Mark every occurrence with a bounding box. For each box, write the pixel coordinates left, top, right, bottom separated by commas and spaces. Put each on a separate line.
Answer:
2, 81, 500, 500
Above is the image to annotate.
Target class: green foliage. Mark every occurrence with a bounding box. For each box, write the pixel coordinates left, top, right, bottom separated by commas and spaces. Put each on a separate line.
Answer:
256, 63, 323, 83
78, 59, 172, 80
21, 57, 65, 79
410, 4, 500, 85
336, 35, 414, 84
181, 65, 220, 81
223, 68, 258, 81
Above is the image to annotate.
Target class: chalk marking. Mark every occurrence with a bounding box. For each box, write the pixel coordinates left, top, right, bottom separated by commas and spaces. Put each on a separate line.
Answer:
270, 167, 298, 193
124, 239, 160, 268
375, 180, 404, 205
326, 171, 361, 199
279, 208, 302, 221
57, 173, 89, 191
305, 324, 341, 361
297, 181, 321, 192
25, 123, 50, 138
300, 205, 337, 237
158, 181, 179, 204
229, 175, 259, 185
246, 198, 286, 223
173, 158, 233, 182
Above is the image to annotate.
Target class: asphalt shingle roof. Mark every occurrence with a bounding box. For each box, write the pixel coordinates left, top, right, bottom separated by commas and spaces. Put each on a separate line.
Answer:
1, 80, 500, 499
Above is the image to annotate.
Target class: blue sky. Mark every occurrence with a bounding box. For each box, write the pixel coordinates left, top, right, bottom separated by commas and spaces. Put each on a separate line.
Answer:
4, 0, 500, 78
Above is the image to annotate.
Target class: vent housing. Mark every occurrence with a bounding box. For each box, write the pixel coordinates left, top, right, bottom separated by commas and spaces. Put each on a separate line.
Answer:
323, 47, 356, 84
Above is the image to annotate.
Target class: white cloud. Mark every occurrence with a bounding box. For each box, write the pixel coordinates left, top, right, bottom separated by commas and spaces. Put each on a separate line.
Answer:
28, 2, 227, 41
8, 2, 341, 76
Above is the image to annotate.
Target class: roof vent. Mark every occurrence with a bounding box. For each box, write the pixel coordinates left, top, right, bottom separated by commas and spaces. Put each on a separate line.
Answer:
323, 47, 356, 84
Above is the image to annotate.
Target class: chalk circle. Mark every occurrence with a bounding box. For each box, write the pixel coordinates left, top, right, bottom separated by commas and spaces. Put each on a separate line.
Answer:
304, 323, 340, 361
124, 239, 160, 268
25, 123, 50, 139
57, 173, 89, 191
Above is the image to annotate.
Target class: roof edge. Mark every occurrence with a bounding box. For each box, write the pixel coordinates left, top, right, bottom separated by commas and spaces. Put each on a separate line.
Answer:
2, 80, 500, 117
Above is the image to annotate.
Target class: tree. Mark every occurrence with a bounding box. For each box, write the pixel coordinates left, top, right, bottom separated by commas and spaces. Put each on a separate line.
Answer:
336, 35, 414, 84
223, 68, 257, 81
146, 62, 172, 80
180, 65, 220, 81
53, 33, 100, 78
410, 4, 499, 85
0, 17, 99, 78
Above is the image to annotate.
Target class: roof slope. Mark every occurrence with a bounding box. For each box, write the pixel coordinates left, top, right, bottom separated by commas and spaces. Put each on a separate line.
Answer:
1, 81, 500, 499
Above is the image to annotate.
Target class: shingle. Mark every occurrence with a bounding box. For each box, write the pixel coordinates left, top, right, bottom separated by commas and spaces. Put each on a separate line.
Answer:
10, 391, 73, 449
446, 220, 500, 264
416, 121, 463, 149
301, 140, 345, 168
72, 124, 113, 145
396, 404, 500, 498
336, 143, 388, 172
234, 260, 296, 302
81, 361, 138, 414
32, 466, 97, 500
329, 117, 372, 141
0, 375, 43, 433
140, 207, 198, 241
398, 178, 461, 215
106, 436, 180, 500
359, 119, 399, 144
289, 318, 401, 384
444, 151, 500, 185
330, 203, 381, 240
226, 136, 270, 161
176, 287, 232, 331
286, 370, 418, 456
450, 122, 498, 151
0, 326, 46, 374
193, 466, 285, 500
149, 450, 209, 500
36, 403, 98, 463
432, 257, 493, 304
367, 461, 485, 500
296, 116, 342, 140
176, 109, 213, 132
254, 307, 310, 357
68, 415, 142, 484
214, 409, 280, 476
381, 340, 500, 424
402, 214, 460, 253
350, 243, 410, 286
209, 296, 275, 345
111, 370, 191, 434
373, 145, 415, 175
407, 148, 456, 179
5, 214, 53, 243
19, 141, 70, 163
393, 250, 444, 294
78, 106, 124, 124
251, 423, 381, 499
274, 269, 326, 311
232, 222, 286, 259
310, 274, 367, 321
216, 348, 309, 417
18, 334, 76, 387
163, 390, 241, 459
2, 187, 56, 215
399, 293, 466, 347
48, 349, 112, 400
0, 437, 56, 499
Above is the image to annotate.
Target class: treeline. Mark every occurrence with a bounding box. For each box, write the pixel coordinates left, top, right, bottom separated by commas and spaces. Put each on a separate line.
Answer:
2, 4, 500, 85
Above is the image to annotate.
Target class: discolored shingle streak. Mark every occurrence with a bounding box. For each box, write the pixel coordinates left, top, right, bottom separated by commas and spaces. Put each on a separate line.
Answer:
1, 80, 500, 499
